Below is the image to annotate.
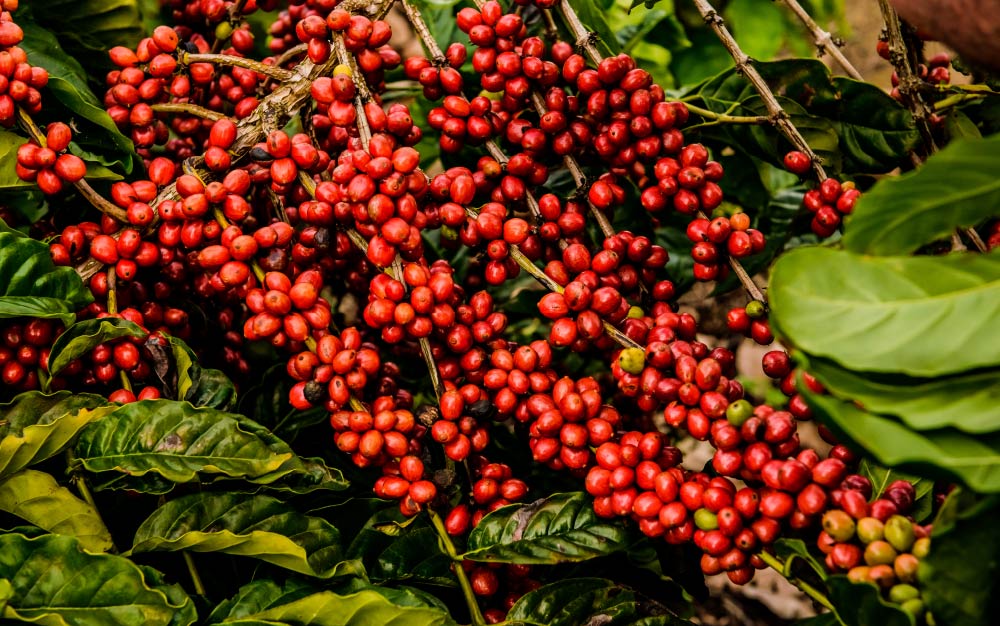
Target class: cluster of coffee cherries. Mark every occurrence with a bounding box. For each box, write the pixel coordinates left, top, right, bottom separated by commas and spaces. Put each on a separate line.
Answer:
6, 2, 944, 619
820, 482, 932, 621
14, 122, 86, 195
783, 150, 862, 238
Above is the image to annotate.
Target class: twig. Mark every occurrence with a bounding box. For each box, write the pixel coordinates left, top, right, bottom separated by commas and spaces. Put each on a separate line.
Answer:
556, 0, 603, 65
16, 107, 129, 222
963, 228, 988, 253
875, 0, 937, 151
778, 0, 863, 80
428, 509, 487, 626
272, 43, 308, 68
182, 52, 294, 81
66, 449, 118, 553
150, 103, 228, 121
183, 552, 207, 595
689, 0, 828, 181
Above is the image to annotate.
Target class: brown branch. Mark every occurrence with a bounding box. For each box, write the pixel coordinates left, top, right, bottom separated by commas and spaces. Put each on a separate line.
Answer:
150, 102, 228, 121
690, 0, 828, 181
182, 52, 294, 81
331, 36, 372, 148
778, 0, 863, 80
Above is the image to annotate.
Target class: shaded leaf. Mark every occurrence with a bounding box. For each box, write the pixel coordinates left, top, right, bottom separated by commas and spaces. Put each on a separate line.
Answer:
919, 491, 1000, 626
844, 134, 1000, 255
0, 533, 195, 626
770, 247, 1000, 377
0, 469, 113, 553
346, 508, 451, 586
802, 385, 1000, 493
206, 580, 317, 624
506, 577, 691, 626
130, 492, 355, 579
0, 391, 111, 480
0, 297, 77, 327
463, 492, 633, 564
774, 538, 827, 581
47, 317, 147, 379
826, 576, 913, 626
804, 356, 1000, 434
0, 219, 91, 310
73, 399, 298, 488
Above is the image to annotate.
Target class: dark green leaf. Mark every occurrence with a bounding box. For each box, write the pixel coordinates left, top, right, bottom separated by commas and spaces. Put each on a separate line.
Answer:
505, 578, 691, 626
0, 469, 114, 553
919, 491, 1000, 626
130, 492, 356, 579
346, 508, 452, 586
0, 533, 195, 625
802, 385, 1000, 493
844, 134, 1000, 255
73, 399, 300, 488
261, 457, 349, 495
770, 247, 1000, 377
47, 317, 147, 379
0, 391, 112, 480
463, 492, 632, 565
804, 356, 1000, 434
826, 576, 913, 626
206, 580, 317, 624
824, 78, 919, 173
724, 0, 788, 61
27, 0, 143, 50
0, 219, 91, 311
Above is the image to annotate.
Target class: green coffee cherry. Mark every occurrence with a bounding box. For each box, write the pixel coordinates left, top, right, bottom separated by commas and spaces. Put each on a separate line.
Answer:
745, 300, 766, 319
694, 508, 719, 531
885, 515, 916, 552
618, 347, 646, 375
215, 21, 234, 41
856, 517, 884, 544
822, 509, 856, 542
912, 536, 931, 559
889, 583, 921, 604
901, 599, 925, 618
725, 399, 754, 426
627, 306, 645, 319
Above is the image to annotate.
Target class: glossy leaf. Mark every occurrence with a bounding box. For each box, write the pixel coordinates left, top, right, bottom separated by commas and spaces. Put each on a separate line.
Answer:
0, 219, 91, 310
805, 356, 1000, 434
346, 508, 451, 586
47, 317, 148, 379
826, 576, 913, 626
920, 491, 1000, 626
0, 297, 77, 327
0, 470, 113, 553
143, 332, 237, 409
28, 0, 143, 49
463, 492, 632, 564
130, 492, 353, 579
206, 588, 456, 626
802, 386, 1000, 493
844, 134, 1000, 255
73, 399, 297, 487
770, 247, 1000, 377
505, 577, 690, 625
206, 579, 317, 624
0, 533, 195, 625
0, 391, 111, 480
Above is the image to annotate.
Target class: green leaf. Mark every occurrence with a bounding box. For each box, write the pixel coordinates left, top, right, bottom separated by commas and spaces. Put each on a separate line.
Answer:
18, 22, 136, 174
0, 391, 112, 480
142, 332, 236, 409
919, 491, 1000, 626
568, 0, 621, 57
206, 580, 317, 624
346, 508, 452, 586
0, 469, 114, 553
462, 492, 632, 565
0, 219, 91, 311
0, 297, 77, 328
724, 0, 787, 62
770, 247, 1000, 377
0, 579, 11, 614
0, 533, 195, 626
802, 385, 1000, 492
826, 576, 913, 626
844, 134, 1000, 255
773, 538, 827, 581
130, 492, 355, 579
207, 588, 456, 626
804, 356, 1000, 434
73, 399, 299, 488
183, 367, 237, 410
28, 0, 143, 49
505, 578, 691, 626
47, 317, 148, 379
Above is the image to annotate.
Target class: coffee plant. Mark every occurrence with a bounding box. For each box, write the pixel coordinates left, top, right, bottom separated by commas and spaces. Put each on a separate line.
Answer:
0, 0, 997, 624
